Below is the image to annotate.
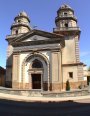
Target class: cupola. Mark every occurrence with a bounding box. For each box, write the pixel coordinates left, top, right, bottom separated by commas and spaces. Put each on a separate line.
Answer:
53, 4, 80, 36
11, 11, 31, 35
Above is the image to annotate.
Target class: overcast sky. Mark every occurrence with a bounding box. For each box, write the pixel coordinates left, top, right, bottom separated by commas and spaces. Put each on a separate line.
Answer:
0, 0, 90, 68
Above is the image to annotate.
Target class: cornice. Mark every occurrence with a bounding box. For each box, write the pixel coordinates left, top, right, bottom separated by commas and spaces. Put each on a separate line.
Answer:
9, 29, 64, 43
12, 38, 65, 48
62, 62, 84, 67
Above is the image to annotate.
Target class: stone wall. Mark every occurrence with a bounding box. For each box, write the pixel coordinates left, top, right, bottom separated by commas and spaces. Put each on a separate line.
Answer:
62, 81, 87, 90
0, 87, 89, 97
43, 89, 89, 97
11, 80, 87, 91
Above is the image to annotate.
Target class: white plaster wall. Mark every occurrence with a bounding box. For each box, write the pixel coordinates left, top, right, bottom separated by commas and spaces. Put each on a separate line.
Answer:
83, 77, 87, 81
19, 53, 29, 82
24, 55, 48, 82
83, 66, 88, 76
41, 51, 50, 82
51, 52, 60, 82
19, 52, 49, 83
24, 62, 30, 83
41, 51, 50, 61
62, 39, 76, 64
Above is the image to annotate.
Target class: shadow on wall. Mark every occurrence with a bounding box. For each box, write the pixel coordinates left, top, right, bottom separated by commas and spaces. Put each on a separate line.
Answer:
0, 99, 90, 115
0, 66, 6, 86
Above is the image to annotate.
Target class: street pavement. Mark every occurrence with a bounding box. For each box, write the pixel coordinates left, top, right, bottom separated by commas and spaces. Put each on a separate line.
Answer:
0, 97, 90, 116
0, 93, 90, 115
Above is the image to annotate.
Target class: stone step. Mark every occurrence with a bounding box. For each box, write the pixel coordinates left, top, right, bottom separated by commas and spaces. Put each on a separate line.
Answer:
0, 87, 43, 97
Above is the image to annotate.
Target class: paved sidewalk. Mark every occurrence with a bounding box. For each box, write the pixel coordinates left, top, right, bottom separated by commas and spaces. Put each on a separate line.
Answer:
0, 93, 90, 102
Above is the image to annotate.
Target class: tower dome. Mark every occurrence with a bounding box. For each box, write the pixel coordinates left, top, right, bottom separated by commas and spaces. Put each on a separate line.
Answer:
15, 11, 30, 22
19, 11, 28, 17
11, 11, 31, 35
54, 4, 80, 36
60, 4, 73, 10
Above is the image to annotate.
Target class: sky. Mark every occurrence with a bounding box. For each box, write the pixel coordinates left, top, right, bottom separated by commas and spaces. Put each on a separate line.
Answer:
0, 0, 90, 68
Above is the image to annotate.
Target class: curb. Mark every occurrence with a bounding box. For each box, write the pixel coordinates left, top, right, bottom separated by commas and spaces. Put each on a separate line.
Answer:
0, 93, 90, 102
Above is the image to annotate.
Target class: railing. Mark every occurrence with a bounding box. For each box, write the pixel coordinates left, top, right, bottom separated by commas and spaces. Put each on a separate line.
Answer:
12, 22, 30, 26
55, 14, 77, 20
53, 27, 80, 32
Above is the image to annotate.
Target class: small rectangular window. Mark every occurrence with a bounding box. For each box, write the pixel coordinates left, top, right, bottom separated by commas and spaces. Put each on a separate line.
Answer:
69, 72, 73, 78
64, 12, 67, 16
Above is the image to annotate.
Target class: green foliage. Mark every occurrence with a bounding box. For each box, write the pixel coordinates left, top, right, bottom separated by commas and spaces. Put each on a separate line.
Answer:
78, 85, 82, 89
66, 80, 70, 91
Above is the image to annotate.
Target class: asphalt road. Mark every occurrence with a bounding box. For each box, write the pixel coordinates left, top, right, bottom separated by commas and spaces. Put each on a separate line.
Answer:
0, 99, 90, 116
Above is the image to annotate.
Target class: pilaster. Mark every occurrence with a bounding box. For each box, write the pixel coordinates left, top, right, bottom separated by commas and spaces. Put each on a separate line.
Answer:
12, 54, 20, 88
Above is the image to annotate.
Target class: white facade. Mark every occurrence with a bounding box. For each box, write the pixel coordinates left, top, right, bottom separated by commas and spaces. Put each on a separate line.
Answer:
5, 5, 87, 91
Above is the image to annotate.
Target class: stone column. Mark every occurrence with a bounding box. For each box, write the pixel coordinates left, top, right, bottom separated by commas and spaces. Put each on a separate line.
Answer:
28, 71, 32, 90
12, 54, 20, 88
41, 73, 43, 91
22, 63, 25, 89
47, 63, 50, 91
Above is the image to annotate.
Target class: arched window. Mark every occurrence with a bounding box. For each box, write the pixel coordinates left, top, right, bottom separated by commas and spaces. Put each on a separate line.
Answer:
16, 30, 18, 34
65, 23, 68, 28
18, 20, 21, 23
32, 59, 43, 68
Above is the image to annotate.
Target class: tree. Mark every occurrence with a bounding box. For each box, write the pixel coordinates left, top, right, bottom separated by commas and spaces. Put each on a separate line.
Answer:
66, 80, 70, 91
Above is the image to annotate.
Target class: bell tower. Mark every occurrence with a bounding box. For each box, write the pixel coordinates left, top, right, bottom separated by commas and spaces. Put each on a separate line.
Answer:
6, 11, 31, 87
11, 11, 31, 35
53, 4, 84, 85
54, 4, 81, 63
54, 4, 80, 37
6, 11, 31, 63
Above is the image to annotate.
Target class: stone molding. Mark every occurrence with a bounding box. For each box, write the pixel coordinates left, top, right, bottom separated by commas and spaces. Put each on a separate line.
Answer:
10, 29, 64, 43
12, 38, 65, 48
13, 43, 61, 53
21, 52, 50, 90
62, 62, 83, 67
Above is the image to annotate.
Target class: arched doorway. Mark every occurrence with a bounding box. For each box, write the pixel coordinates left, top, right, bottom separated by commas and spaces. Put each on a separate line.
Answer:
31, 59, 43, 89
22, 53, 49, 91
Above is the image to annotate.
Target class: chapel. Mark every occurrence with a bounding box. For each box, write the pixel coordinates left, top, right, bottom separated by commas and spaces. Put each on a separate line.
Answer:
5, 4, 86, 91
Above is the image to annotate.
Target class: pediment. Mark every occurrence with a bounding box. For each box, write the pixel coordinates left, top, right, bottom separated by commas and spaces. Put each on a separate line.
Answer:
10, 29, 65, 49
22, 35, 49, 42
9, 29, 64, 43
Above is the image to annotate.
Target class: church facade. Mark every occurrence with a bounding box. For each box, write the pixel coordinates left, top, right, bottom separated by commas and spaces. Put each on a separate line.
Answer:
5, 5, 86, 91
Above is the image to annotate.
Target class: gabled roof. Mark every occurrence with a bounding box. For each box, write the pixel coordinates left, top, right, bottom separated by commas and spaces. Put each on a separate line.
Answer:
9, 29, 64, 44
